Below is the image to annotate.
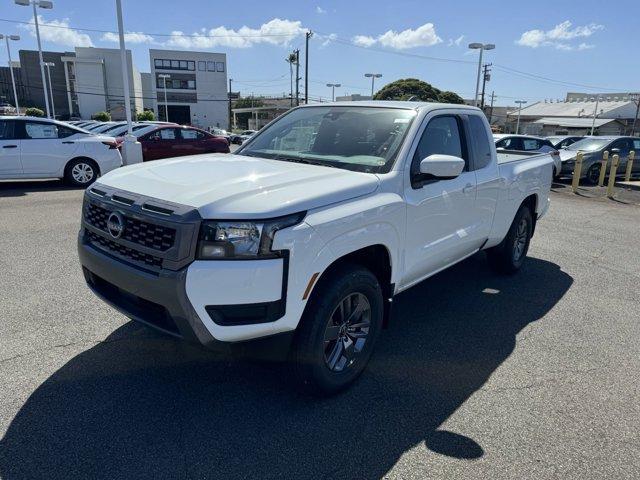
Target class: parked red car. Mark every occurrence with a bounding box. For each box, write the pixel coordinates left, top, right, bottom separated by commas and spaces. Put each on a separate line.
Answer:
137, 125, 230, 161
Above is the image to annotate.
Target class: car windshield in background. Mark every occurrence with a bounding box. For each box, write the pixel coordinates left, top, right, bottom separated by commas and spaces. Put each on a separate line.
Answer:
237, 106, 417, 173
566, 138, 610, 151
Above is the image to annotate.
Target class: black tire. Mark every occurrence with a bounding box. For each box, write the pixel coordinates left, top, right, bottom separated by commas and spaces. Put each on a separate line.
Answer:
64, 158, 98, 187
585, 163, 600, 185
291, 264, 384, 396
486, 205, 533, 274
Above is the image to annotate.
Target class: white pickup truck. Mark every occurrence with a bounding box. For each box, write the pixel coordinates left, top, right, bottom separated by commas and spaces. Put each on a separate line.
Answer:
78, 101, 553, 394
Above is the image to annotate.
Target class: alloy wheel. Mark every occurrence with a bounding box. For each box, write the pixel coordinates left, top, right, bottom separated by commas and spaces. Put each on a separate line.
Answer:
71, 163, 95, 184
323, 293, 371, 372
512, 217, 528, 262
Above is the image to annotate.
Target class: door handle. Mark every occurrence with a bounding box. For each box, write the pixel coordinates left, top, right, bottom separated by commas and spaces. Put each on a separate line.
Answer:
2, 145, 18, 148
62, 141, 75, 144
462, 183, 474, 194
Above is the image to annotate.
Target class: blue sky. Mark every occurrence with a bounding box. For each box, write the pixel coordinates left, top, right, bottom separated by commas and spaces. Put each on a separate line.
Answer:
1, 0, 638, 105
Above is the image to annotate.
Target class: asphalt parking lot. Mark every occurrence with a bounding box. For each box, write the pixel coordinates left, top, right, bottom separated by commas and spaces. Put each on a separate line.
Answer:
1, 180, 639, 480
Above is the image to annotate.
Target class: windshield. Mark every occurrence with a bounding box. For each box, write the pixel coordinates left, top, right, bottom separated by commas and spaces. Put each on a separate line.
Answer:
237, 106, 417, 173
567, 138, 611, 151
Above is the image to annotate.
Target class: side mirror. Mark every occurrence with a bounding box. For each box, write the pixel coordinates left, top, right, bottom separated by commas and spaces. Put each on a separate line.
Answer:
610, 148, 621, 154
419, 154, 465, 179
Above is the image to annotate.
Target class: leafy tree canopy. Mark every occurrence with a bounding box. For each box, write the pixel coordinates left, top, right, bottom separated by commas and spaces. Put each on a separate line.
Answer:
373, 78, 465, 104
25, 107, 45, 117
92, 111, 111, 121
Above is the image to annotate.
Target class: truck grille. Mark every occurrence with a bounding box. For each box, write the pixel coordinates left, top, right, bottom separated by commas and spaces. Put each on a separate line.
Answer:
86, 231, 163, 268
86, 203, 176, 252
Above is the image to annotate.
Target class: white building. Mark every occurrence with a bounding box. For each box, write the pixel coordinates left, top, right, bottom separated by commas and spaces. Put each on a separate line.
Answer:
507, 99, 639, 136
149, 49, 228, 129
63, 47, 143, 120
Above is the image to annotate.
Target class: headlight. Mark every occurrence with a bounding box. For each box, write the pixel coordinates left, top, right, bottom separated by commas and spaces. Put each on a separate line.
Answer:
196, 212, 305, 259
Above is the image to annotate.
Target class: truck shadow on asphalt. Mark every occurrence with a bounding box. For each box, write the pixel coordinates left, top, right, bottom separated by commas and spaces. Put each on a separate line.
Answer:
0, 180, 80, 197
0, 255, 572, 480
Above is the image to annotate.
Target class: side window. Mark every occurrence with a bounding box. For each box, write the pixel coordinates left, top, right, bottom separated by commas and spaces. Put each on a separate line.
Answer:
0, 121, 16, 140
159, 128, 178, 140
468, 115, 492, 170
522, 139, 539, 151
495, 138, 507, 149
611, 140, 629, 152
181, 129, 199, 140
411, 116, 465, 177
24, 122, 58, 139
57, 125, 79, 138
633, 139, 640, 151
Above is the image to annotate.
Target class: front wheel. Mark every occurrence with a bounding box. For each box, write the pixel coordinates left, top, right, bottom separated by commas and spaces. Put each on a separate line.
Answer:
486, 205, 533, 274
64, 158, 98, 187
291, 264, 384, 396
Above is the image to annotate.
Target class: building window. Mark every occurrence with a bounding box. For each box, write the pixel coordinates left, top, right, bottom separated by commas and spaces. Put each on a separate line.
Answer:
155, 58, 198, 71
187, 80, 195, 89
198, 61, 206, 71
216, 62, 225, 72
156, 74, 196, 90
207, 61, 216, 72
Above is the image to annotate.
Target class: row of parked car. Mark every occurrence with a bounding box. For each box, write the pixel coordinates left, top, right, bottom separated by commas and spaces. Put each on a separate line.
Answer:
0, 116, 240, 187
493, 133, 640, 184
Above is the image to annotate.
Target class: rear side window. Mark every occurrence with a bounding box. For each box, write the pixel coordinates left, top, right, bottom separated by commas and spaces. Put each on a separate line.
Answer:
159, 128, 177, 140
633, 139, 640, 150
522, 139, 540, 151
24, 122, 59, 139
468, 115, 492, 170
0, 121, 15, 139
181, 129, 200, 139
58, 125, 80, 138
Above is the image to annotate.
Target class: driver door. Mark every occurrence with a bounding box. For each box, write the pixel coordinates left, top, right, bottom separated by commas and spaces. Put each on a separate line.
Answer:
401, 113, 479, 289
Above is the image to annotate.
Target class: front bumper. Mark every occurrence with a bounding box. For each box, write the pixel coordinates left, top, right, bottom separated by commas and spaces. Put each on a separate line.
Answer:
78, 233, 294, 360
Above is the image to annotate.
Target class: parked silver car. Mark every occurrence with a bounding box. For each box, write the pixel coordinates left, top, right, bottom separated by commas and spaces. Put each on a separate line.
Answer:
559, 136, 640, 184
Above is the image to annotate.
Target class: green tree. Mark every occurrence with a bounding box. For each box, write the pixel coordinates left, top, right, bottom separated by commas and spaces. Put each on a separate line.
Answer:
373, 78, 464, 104
92, 111, 111, 121
136, 110, 155, 121
25, 107, 45, 117
438, 91, 465, 104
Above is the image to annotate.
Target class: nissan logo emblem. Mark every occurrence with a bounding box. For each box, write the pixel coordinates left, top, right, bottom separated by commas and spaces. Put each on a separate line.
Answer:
107, 212, 125, 239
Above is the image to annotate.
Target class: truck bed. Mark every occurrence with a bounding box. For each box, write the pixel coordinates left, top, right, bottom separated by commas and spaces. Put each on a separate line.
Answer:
496, 149, 551, 164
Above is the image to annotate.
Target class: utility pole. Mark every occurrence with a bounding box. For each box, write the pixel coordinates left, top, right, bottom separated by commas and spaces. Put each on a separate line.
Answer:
480, 63, 491, 109
294, 49, 300, 106
590, 95, 601, 136
228, 77, 232, 131
515, 100, 527, 134
304, 30, 312, 104
488, 91, 496, 123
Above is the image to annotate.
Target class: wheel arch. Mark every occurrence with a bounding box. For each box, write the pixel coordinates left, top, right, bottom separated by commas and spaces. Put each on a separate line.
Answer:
521, 193, 538, 237
64, 156, 101, 177
306, 244, 394, 328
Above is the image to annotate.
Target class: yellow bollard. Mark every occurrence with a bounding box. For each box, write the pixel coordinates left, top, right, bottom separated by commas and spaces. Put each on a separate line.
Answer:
571, 152, 584, 193
624, 150, 635, 182
598, 150, 609, 187
606, 154, 620, 198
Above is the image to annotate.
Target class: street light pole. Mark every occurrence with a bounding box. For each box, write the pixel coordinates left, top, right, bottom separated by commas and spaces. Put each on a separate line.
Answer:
0, 34, 21, 114
115, 0, 134, 134
326, 83, 340, 101
158, 74, 170, 122
515, 100, 527, 134
469, 42, 495, 107
44, 61, 55, 118
15, 1, 54, 118
364, 73, 382, 98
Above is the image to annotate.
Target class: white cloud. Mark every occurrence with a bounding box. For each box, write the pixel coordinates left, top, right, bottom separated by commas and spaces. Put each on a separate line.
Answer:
353, 35, 376, 47
516, 21, 603, 50
19, 15, 93, 47
166, 18, 305, 49
320, 33, 337, 47
101, 31, 154, 44
448, 34, 465, 47
316, 6, 326, 14
352, 23, 442, 50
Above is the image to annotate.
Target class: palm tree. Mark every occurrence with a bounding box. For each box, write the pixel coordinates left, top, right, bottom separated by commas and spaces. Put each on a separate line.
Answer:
285, 52, 298, 107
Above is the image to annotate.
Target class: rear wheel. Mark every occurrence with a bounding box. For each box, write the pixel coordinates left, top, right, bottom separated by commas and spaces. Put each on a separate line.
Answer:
291, 264, 383, 396
585, 163, 600, 185
487, 205, 533, 274
64, 158, 98, 187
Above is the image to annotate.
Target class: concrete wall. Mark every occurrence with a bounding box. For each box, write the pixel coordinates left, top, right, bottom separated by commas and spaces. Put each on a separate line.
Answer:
74, 47, 142, 120
149, 49, 228, 129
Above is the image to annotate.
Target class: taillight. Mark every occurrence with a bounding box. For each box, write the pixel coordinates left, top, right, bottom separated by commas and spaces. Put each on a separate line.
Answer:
101, 141, 118, 149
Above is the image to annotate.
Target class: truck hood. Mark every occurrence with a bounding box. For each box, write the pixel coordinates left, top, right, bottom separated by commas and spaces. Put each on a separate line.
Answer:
97, 153, 380, 219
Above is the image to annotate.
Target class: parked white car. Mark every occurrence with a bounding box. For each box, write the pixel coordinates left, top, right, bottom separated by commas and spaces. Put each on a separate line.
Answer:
0, 116, 122, 186
78, 102, 553, 394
